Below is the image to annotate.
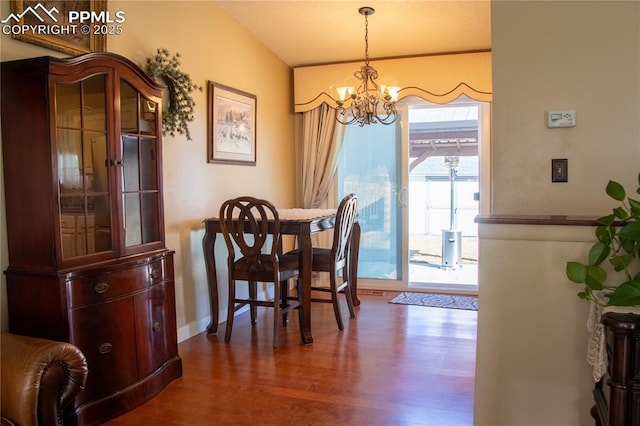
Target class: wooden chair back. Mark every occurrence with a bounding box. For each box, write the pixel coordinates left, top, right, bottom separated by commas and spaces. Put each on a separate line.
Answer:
331, 193, 358, 270
219, 196, 282, 282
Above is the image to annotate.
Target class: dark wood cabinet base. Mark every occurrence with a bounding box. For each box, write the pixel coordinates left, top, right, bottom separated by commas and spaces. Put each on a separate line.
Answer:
76, 357, 182, 425
591, 312, 640, 426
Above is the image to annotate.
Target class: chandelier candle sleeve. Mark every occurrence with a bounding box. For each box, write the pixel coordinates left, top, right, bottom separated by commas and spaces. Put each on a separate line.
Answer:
334, 6, 398, 126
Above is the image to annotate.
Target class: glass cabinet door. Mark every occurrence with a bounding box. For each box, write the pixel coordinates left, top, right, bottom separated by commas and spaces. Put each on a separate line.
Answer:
56, 75, 112, 259
120, 79, 161, 248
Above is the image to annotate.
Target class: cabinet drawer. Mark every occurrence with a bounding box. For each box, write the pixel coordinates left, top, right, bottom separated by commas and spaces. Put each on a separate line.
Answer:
135, 282, 176, 376
70, 297, 138, 405
67, 265, 149, 308
60, 214, 76, 229
148, 259, 166, 284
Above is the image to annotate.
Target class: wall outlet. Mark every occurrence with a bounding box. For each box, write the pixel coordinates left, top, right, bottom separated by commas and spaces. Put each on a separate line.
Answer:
552, 159, 568, 182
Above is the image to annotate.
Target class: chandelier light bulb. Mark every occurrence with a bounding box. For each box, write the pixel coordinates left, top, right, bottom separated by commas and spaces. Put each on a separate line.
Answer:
336, 86, 354, 102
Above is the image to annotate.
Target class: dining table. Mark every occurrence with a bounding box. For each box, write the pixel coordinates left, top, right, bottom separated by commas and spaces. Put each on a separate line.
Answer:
202, 208, 361, 344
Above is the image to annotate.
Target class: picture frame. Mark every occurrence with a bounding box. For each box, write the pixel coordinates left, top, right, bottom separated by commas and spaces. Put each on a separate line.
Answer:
9, 0, 107, 55
207, 81, 257, 165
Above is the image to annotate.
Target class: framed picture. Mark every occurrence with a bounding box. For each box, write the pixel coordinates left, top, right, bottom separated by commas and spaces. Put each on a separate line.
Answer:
207, 81, 257, 165
9, 0, 107, 55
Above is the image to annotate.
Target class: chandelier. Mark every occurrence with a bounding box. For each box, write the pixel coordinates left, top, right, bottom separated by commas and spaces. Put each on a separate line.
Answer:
335, 6, 399, 126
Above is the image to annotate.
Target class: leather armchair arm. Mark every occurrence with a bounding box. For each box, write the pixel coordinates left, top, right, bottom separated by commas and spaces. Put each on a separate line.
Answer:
1, 333, 88, 426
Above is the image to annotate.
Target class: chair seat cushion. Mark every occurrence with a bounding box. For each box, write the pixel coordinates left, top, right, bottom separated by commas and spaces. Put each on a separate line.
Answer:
285, 248, 332, 272
278, 253, 302, 270
233, 253, 299, 281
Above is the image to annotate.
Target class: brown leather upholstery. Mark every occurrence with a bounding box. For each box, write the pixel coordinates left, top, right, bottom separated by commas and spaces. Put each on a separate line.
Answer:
220, 196, 303, 347
1, 333, 88, 426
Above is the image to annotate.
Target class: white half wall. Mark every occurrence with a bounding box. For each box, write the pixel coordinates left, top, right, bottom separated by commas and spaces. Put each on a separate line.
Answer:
474, 223, 596, 425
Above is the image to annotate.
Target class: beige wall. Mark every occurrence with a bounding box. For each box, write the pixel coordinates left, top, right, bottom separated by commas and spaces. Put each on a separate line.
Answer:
0, 1, 296, 340
490, 1, 639, 216
475, 2, 640, 425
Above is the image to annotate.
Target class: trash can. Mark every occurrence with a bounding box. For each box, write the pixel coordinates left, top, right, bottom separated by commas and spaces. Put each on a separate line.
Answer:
441, 229, 461, 269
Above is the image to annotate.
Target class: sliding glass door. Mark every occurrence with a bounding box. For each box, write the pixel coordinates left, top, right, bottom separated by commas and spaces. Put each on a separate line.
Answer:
336, 96, 489, 293
336, 121, 404, 286
406, 97, 483, 292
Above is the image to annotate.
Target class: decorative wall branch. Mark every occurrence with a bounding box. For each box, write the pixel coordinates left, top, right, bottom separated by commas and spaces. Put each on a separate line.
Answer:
144, 48, 202, 140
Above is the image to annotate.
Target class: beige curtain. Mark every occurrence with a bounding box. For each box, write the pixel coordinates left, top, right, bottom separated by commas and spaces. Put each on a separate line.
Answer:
300, 103, 345, 209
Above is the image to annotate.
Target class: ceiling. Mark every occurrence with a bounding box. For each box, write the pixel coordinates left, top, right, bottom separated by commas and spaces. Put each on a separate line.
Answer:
215, 1, 492, 68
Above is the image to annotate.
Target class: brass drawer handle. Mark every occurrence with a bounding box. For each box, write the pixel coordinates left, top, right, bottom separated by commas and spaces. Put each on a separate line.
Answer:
98, 342, 113, 354
94, 282, 110, 294
152, 322, 161, 332
150, 270, 160, 280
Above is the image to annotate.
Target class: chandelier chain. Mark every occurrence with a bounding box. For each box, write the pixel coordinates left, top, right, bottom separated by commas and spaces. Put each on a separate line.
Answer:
364, 12, 369, 65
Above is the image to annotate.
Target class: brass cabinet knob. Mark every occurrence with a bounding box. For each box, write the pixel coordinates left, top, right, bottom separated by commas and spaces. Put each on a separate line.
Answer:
98, 342, 113, 354
94, 282, 110, 294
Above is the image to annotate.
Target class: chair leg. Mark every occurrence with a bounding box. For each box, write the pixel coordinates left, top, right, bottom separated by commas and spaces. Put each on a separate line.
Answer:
295, 278, 305, 336
344, 283, 356, 318
272, 279, 281, 348
343, 266, 356, 319
281, 280, 289, 326
329, 270, 345, 331
225, 279, 236, 342
249, 281, 257, 325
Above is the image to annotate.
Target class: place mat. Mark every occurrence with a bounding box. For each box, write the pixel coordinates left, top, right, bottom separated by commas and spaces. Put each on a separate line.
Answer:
389, 292, 478, 311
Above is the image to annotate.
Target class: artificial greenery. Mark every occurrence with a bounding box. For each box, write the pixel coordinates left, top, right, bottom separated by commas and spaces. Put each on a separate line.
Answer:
566, 173, 640, 306
144, 48, 202, 140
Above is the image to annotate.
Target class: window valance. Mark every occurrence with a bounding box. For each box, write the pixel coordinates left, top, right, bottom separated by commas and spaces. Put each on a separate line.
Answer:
293, 51, 492, 112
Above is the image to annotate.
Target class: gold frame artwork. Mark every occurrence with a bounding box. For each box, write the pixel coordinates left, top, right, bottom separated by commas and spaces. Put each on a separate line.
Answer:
9, 0, 107, 55
207, 81, 257, 166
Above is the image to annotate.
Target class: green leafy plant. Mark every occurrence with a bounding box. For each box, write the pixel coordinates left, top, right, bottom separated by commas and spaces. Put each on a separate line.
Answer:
566, 173, 640, 306
143, 48, 202, 140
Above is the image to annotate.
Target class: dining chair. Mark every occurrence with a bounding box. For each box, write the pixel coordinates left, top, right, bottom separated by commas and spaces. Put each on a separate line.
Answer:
289, 193, 358, 330
219, 196, 302, 347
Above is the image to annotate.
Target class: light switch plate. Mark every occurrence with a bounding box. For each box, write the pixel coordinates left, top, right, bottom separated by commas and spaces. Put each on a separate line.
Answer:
552, 159, 568, 182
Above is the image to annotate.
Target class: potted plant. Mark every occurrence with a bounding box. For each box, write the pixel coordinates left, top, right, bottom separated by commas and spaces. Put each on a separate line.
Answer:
566, 174, 640, 306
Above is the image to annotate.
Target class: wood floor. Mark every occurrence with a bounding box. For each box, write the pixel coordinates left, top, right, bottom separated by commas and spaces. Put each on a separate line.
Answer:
105, 292, 477, 425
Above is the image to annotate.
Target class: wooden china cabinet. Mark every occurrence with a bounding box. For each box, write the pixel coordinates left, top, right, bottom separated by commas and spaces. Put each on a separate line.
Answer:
1, 53, 182, 425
